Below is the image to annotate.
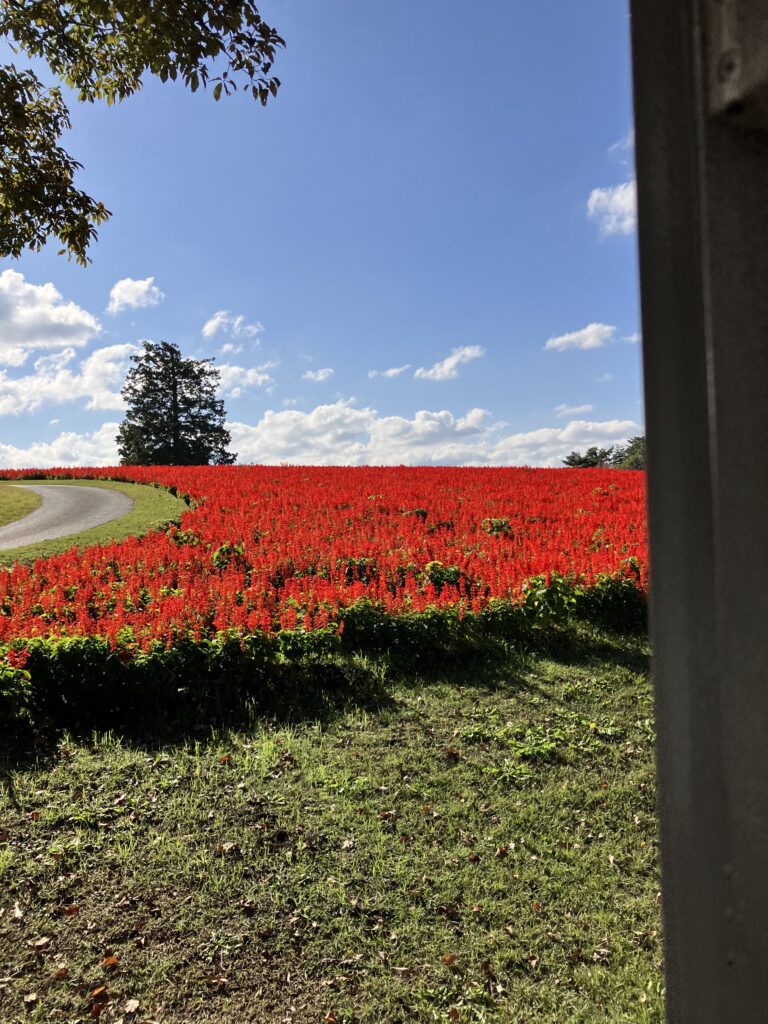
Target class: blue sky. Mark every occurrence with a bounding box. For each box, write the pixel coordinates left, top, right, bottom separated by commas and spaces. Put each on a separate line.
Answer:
0, 0, 642, 467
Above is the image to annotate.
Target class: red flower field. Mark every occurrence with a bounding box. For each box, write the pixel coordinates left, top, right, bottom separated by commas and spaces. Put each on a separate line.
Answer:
0, 466, 646, 650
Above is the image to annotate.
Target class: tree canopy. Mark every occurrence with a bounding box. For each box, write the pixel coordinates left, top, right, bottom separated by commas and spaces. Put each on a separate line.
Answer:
0, 1, 283, 264
562, 436, 646, 470
117, 341, 236, 465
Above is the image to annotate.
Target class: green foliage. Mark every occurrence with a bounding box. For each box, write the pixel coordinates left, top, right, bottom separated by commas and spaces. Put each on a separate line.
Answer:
521, 573, 579, 626
0, 650, 31, 730
481, 516, 512, 537
0, 2, 284, 263
562, 437, 646, 470
1, 575, 646, 738
612, 435, 647, 470
117, 341, 236, 465
562, 446, 616, 468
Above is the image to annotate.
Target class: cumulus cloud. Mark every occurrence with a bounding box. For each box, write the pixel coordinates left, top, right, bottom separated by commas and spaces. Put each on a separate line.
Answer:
106, 276, 165, 315
587, 179, 637, 237
621, 331, 642, 343
227, 399, 639, 468
1, 398, 640, 469
0, 422, 120, 469
554, 403, 593, 418
414, 346, 484, 381
202, 310, 264, 341
0, 269, 101, 366
0, 344, 136, 415
217, 361, 277, 399
368, 365, 411, 379
231, 401, 372, 464
302, 367, 335, 383
544, 323, 616, 353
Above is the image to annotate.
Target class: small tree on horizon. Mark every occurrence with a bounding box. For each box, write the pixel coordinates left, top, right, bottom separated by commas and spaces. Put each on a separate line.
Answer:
562, 445, 615, 468
117, 341, 236, 466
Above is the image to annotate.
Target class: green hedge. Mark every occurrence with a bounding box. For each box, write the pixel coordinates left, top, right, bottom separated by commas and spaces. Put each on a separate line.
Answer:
1, 575, 646, 741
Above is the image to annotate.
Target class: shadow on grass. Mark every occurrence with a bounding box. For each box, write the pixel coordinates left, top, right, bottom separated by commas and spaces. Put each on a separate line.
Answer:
2, 618, 649, 776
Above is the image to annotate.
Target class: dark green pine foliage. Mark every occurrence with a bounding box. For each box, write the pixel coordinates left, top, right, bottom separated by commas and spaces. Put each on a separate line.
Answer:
116, 341, 236, 466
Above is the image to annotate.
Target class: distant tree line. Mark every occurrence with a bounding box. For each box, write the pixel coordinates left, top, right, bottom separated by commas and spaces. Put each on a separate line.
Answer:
562, 436, 646, 470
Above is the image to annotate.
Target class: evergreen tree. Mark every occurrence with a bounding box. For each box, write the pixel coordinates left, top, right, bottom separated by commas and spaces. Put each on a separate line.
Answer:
562, 445, 615, 468
116, 341, 236, 465
611, 435, 646, 469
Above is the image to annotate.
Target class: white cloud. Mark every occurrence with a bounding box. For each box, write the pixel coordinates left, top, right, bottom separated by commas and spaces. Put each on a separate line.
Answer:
202, 310, 263, 341
231, 400, 372, 464
414, 346, 484, 381
609, 127, 635, 155
587, 179, 637, 237
0, 422, 120, 468
0, 344, 136, 415
0, 269, 101, 366
106, 276, 164, 315
368, 365, 411, 379
228, 399, 639, 468
302, 367, 335, 383
220, 342, 243, 355
1, 400, 641, 469
488, 419, 640, 467
554, 403, 593, 418
544, 323, 616, 353
217, 361, 277, 399
621, 332, 642, 344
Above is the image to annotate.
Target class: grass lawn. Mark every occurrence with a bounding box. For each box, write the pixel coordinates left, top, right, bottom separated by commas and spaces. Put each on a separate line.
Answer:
0, 480, 189, 564
0, 485, 43, 529
0, 626, 661, 1023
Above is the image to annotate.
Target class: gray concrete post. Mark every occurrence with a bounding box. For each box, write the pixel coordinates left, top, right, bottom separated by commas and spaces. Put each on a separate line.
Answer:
630, 1, 768, 1019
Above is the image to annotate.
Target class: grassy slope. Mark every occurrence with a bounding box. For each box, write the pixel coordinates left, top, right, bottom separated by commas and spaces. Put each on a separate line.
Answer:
0, 484, 42, 528
0, 480, 188, 564
0, 628, 662, 1023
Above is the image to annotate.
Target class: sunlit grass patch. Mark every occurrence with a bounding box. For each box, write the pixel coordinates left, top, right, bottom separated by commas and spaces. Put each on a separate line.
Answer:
0, 627, 662, 1023
0, 484, 42, 529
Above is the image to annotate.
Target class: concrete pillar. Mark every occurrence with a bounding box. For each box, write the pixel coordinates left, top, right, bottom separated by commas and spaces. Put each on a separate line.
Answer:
630, 1, 768, 1019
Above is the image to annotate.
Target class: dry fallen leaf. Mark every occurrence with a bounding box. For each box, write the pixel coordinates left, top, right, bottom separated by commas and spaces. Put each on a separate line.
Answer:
124, 998, 140, 1014
12, 902, 23, 920
214, 841, 240, 857
495, 846, 509, 859
54, 967, 69, 980
30, 936, 51, 951
449, 1009, 460, 1022
441, 953, 457, 966
467, 852, 480, 864
102, 955, 120, 968
23, 992, 38, 1005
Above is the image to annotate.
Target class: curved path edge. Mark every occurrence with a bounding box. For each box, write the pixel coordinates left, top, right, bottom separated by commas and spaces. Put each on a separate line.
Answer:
0, 484, 135, 551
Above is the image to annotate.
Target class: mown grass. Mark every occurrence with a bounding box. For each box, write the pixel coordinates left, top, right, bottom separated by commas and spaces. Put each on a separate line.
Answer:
0, 485, 42, 529
0, 626, 662, 1023
0, 481, 189, 564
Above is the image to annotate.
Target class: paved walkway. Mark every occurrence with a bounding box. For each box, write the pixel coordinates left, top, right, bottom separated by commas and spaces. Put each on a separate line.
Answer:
0, 484, 134, 550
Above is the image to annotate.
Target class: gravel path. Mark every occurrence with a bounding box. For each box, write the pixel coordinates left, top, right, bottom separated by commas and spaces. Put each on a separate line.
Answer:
0, 484, 134, 550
